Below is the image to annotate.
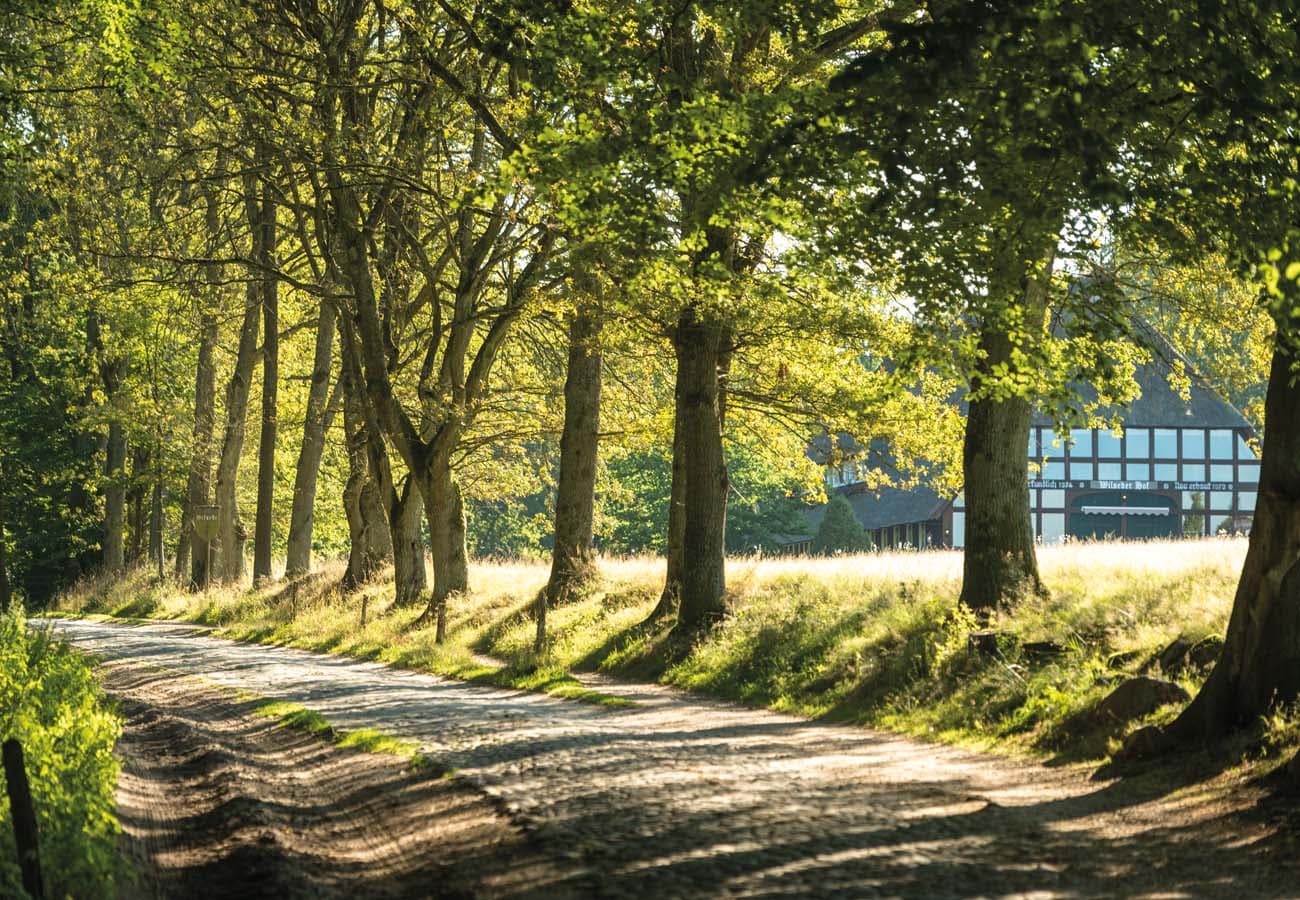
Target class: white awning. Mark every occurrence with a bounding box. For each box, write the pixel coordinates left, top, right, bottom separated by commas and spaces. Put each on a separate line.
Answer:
1080, 505, 1170, 516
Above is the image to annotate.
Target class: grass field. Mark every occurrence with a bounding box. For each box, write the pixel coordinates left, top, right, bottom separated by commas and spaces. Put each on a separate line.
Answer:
58, 538, 1299, 765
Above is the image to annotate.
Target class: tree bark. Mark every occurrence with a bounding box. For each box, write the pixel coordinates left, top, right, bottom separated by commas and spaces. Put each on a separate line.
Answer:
98, 316, 128, 575
150, 442, 164, 582
181, 308, 219, 588
1162, 338, 1300, 743
390, 475, 428, 606
127, 442, 150, 564
536, 301, 603, 650
215, 165, 273, 584
957, 250, 1054, 615
179, 194, 222, 587
648, 363, 688, 624
253, 185, 279, 584
103, 420, 126, 574
674, 312, 729, 631
543, 303, 603, 608
341, 361, 392, 591
214, 251, 262, 583
957, 388, 1041, 614
422, 449, 468, 643
0, 475, 10, 607
285, 298, 337, 578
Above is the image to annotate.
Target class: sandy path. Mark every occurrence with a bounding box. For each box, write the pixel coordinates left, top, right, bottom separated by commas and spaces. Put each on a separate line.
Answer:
53, 618, 1298, 899
102, 663, 577, 899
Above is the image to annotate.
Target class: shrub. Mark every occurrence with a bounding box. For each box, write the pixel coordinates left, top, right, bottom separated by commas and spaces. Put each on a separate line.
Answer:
811, 495, 873, 555
1, 605, 124, 898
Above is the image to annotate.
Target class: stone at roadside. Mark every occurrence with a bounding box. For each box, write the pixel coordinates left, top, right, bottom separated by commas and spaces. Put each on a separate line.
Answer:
1115, 724, 1171, 761
1107, 649, 1142, 669
1060, 676, 1191, 742
1186, 636, 1223, 671
1153, 635, 1197, 675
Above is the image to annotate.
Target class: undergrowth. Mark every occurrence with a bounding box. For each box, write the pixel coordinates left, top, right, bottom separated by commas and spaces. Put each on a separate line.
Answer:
1, 605, 127, 898
247, 698, 440, 772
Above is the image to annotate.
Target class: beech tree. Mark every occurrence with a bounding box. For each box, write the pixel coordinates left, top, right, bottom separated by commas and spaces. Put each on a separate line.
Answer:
1116, 3, 1300, 746
514, 0, 941, 633
769, 1, 1207, 613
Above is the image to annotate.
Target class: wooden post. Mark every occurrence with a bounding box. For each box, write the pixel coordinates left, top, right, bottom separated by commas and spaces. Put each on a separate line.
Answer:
3, 738, 44, 899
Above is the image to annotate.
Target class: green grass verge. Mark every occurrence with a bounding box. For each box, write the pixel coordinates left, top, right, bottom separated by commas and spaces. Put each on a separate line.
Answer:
50, 541, 1300, 767
247, 698, 441, 772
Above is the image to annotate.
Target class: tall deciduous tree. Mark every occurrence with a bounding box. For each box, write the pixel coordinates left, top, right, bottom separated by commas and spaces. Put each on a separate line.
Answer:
518, 1, 923, 633
1118, 3, 1300, 746
284, 297, 339, 578
779, 1, 1197, 613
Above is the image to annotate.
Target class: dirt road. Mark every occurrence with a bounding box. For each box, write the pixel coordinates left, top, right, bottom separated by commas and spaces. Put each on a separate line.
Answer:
53, 618, 1298, 899
104, 664, 574, 899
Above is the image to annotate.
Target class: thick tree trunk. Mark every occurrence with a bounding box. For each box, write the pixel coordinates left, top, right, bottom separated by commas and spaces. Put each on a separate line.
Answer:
422, 450, 468, 643
674, 314, 729, 631
543, 304, 603, 605
957, 388, 1041, 614
1162, 339, 1300, 743
957, 250, 1054, 615
390, 476, 428, 606
180, 298, 219, 587
648, 344, 688, 624
253, 188, 279, 584
285, 298, 337, 578
341, 366, 393, 591
537, 302, 603, 650
103, 421, 126, 574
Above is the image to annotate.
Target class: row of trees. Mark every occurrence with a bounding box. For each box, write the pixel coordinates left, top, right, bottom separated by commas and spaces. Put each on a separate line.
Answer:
2, 0, 1298, 746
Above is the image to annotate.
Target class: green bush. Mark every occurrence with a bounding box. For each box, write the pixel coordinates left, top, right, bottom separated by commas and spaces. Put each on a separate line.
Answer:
811, 495, 873, 555
1, 605, 124, 898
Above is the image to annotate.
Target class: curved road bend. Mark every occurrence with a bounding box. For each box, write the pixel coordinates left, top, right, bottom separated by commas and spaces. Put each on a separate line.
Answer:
50, 618, 1293, 899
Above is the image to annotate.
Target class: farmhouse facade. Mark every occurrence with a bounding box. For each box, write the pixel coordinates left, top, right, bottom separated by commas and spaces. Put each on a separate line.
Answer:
799, 330, 1260, 551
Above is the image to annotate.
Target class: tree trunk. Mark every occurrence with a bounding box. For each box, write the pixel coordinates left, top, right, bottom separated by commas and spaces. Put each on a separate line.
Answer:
0, 476, 10, 608
179, 187, 224, 585
214, 169, 269, 585
648, 363, 688, 623
253, 186, 279, 584
285, 298, 337, 578
957, 388, 1041, 614
103, 420, 126, 574
957, 250, 1054, 615
1162, 338, 1300, 743
390, 475, 427, 606
543, 303, 603, 608
126, 443, 149, 565
422, 450, 468, 643
150, 444, 164, 582
214, 275, 261, 584
674, 313, 729, 631
536, 302, 603, 650
341, 365, 392, 591
180, 297, 219, 587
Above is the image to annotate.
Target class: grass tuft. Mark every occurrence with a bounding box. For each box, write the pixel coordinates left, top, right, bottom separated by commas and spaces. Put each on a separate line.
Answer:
250, 697, 439, 771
